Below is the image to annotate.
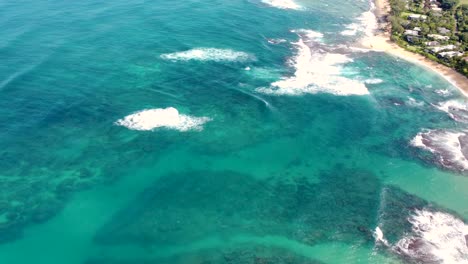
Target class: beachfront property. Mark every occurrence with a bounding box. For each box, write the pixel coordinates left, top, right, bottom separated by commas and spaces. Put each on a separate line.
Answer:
408, 13, 428, 20
439, 51, 465, 58
388, 0, 468, 75
438, 27, 451, 35
424, 40, 440, 46
430, 4, 443, 11
429, 44, 458, 52
427, 34, 450, 40
404, 29, 420, 36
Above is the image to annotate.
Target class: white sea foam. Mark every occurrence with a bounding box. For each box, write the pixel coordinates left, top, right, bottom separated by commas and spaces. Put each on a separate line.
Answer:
435, 89, 452, 97
406, 97, 425, 107
436, 100, 467, 113
160, 48, 254, 62
341, 23, 360, 36
267, 38, 287, 45
256, 35, 369, 96
394, 210, 468, 264
115, 107, 211, 131
261, 0, 301, 10
374, 227, 390, 246
364, 78, 383, 84
341, 1, 378, 38
290, 29, 324, 41
411, 129, 468, 171
435, 100, 468, 123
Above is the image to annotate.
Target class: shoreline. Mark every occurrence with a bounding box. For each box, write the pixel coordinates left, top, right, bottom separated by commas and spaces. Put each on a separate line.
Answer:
360, 0, 468, 96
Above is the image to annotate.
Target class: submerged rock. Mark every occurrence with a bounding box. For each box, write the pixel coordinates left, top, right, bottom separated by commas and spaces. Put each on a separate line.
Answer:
411, 129, 468, 173
93, 167, 383, 247
85, 245, 324, 264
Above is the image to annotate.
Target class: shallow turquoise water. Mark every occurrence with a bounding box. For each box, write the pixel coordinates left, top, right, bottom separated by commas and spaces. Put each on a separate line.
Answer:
1, 0, 467, 263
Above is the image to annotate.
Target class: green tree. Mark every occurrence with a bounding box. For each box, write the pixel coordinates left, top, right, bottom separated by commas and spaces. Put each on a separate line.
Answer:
459, 32, 468, 42
440, 0, 459, 10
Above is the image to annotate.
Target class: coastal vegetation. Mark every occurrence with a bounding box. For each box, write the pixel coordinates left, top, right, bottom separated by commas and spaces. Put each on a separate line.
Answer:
387, 0, 468, 76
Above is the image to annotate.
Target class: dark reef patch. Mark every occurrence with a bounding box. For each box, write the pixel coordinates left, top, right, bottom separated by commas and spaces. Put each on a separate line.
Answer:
85, 246, 324, 264
0, 126, 175, 243
90, 165, 460, 263
94, 165, 383, 247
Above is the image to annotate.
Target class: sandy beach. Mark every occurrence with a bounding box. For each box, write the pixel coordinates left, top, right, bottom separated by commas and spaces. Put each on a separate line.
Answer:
361, 0, 468, 96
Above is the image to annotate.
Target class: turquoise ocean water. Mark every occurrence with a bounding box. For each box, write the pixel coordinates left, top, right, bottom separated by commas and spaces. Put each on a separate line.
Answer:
1, 0, 467, 263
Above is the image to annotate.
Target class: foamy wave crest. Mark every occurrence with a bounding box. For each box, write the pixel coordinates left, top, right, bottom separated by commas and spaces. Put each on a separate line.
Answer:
116, 107, 211, 131
290, 29, 324, 41
394, 210, 468, 263
374, 227, 390, 246
435, 89, 452, 97
256, 36, 369, 96
267, 38, 287, 45
261, 0, 301, 10
406, 97, 425, 107
411, 129, 468, 171
435, 100, 468, 123
160, 48, 254, 62
364, 78, 383, 84
341, 1, 378, 38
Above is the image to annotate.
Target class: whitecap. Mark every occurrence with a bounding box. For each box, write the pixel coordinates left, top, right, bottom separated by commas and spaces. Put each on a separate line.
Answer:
267, 38, 287, 45
341, 1, 378, 38
411, 129, 468, 171
406, 97, 425, 107
435, 89, 452, 97
394, 209, 468, 264
290, 29, 324, 41
256, 36, 369, 96
160, 48, 254, 62
364, 78, 383, 84
115, 107, 211, 131
435, 100, 468, 123
374, 227, 390, 246
341, 23, 360, 36
261, 0, 301, 10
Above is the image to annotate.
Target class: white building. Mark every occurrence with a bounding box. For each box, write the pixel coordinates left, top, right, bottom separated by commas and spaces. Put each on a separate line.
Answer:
428, 34, 450, 41
430, 45, 457, 53
430, 4, 442, 12
408, 14, 427, 21
424, 41, 440, 46
404, 29, 419, 36
438, 27, 451, 35
438, 51, 464, 58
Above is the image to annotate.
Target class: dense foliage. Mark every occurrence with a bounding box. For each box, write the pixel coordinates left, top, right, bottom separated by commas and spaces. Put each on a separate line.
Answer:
388, 0, 468, 77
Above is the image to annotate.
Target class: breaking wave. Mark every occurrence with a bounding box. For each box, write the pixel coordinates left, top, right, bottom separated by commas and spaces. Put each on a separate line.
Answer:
394, 210, 468, 264
375, 209, 468, 264
411, 129, 468, 171
435, 89, 452, 97
160, 48, 254, 62
256, 32, 369, 96
115, 107, 211, 131
406, 97, 425, 107
261, 0, 301, 10
290, 29, 324, 41
341, 1, 378, 38
364, 78, 383, 84
374, 227, 389, 246
435, 100, 468, 123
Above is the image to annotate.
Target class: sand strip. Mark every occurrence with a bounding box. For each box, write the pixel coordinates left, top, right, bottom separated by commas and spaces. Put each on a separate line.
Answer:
361, 0, 468, 96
